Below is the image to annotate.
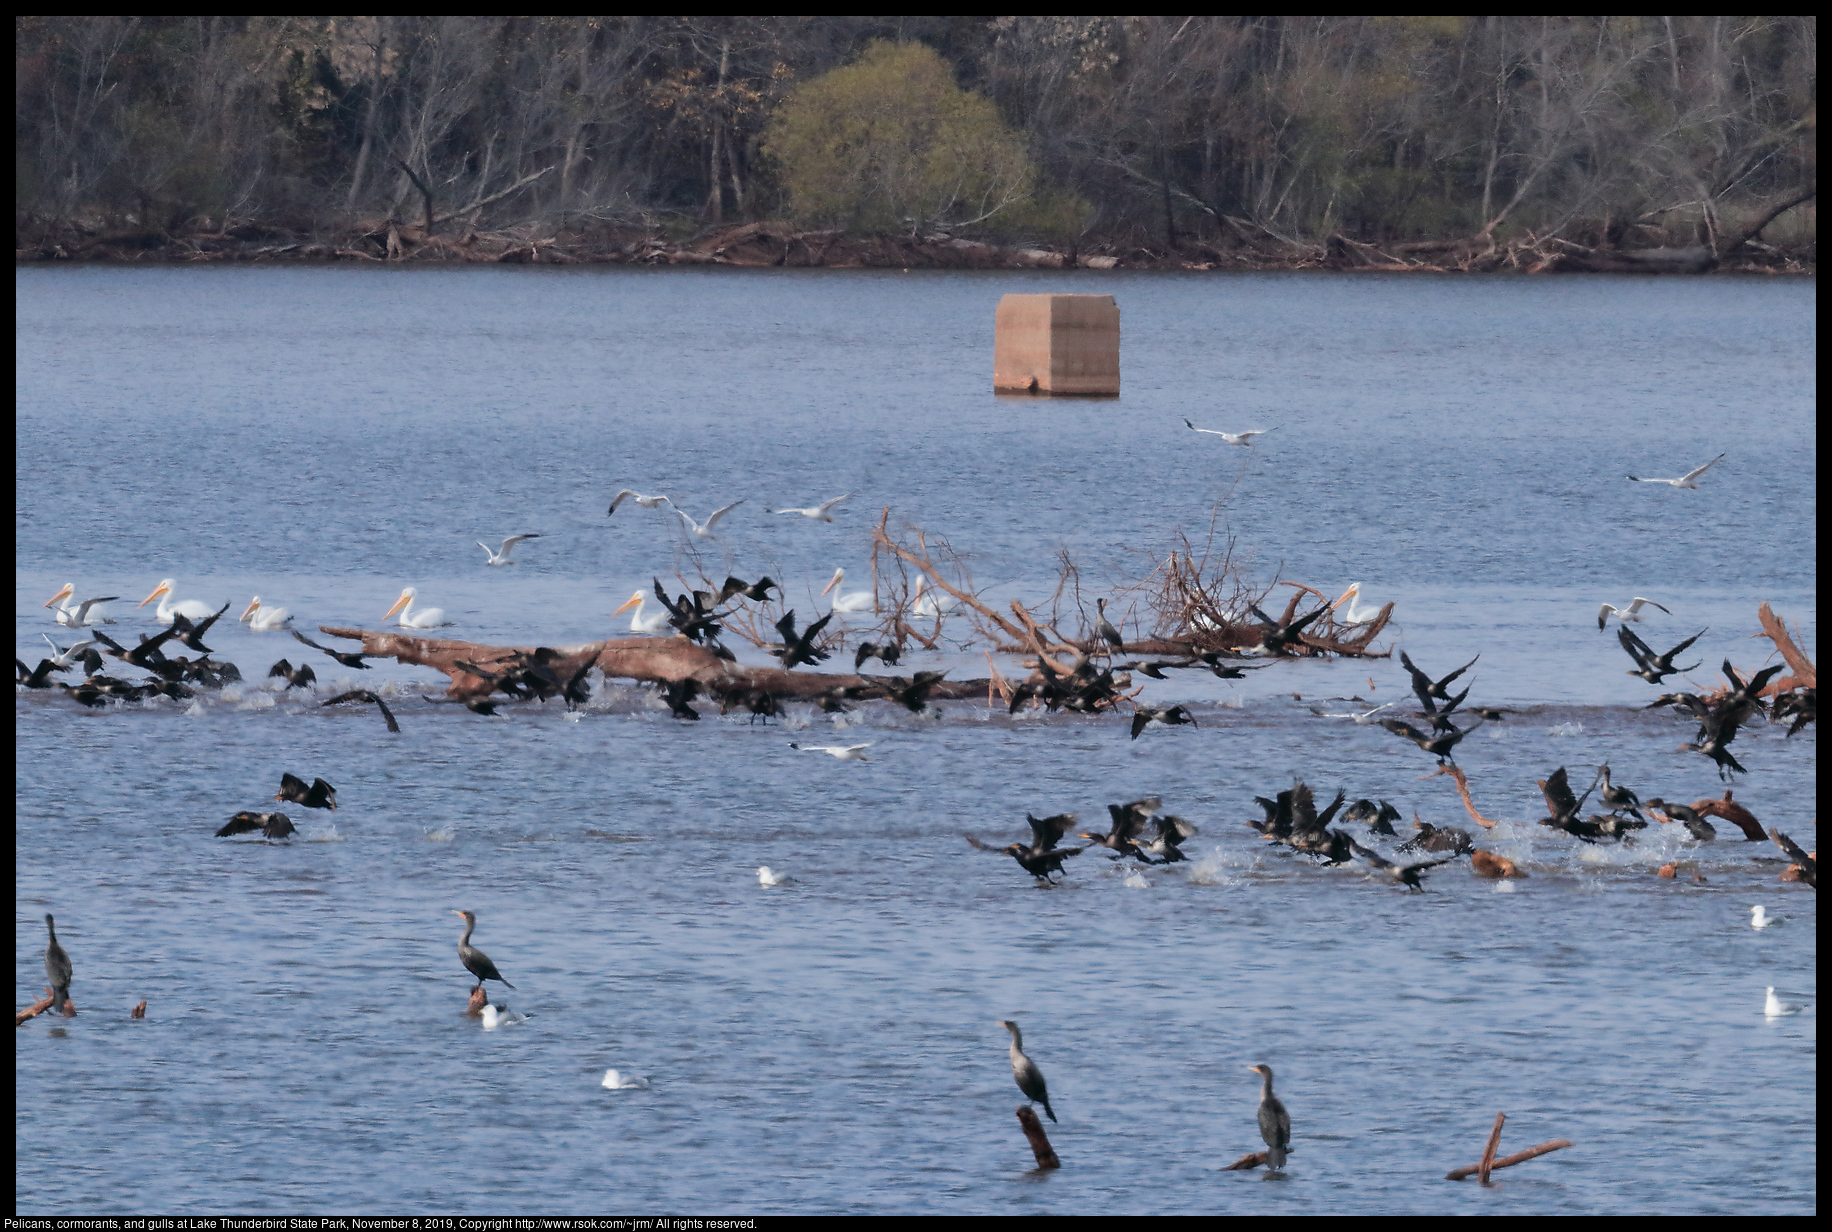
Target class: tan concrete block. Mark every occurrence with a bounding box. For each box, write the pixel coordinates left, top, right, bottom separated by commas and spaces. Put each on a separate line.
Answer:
994, 293, 1119, 396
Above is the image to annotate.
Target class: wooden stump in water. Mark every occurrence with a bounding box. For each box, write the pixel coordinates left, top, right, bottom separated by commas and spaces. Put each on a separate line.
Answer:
1015, 1106, 1061, 1169
465, 986, 487, 1017
130, 1000, 147, 1019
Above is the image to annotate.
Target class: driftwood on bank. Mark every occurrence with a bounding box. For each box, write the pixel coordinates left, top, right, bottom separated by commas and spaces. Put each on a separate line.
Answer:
320, 627, 990, 703
1014, 1106, 1061, 1170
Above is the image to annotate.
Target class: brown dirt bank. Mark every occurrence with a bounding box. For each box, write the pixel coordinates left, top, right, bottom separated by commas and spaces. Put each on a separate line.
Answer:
17, 214, 1812, 276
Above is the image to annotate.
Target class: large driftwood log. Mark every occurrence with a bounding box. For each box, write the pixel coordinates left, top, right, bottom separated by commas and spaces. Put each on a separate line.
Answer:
319, 627, 991, 702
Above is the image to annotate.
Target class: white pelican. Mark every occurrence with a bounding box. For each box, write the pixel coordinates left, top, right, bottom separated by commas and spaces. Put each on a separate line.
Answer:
1763, 987, 1803, 1018
757, 866, 795, 887
613, 590, 673, 633
607, 489, 670, 515
1331, 582, 1382, 625
772, 492, 854, 522
1184, 418, 1275, 446
911, 577, 959, 618
672, 499, 744, 541
820, 568, 876, 613
1627, 452, 1725, 488
478, 533, 541, 567
383, 587, 450, 628
788, 742, 872, 761
601, 1069, 651, 1089
138, 579, 217, 625
239, 596, 294, 631
1749, 906, 1784, 930
1597, 597, 1670, 630
44, 584, 119, 628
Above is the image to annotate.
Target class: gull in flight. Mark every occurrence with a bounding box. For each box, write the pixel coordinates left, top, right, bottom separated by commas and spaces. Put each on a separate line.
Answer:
1597, 597, 1670, 630
479, 534, 541, 567
607, 490, 670, 515
772, 493, 854, 522
788, 742, 873, 761
44, 584, 120, 628
673, 500, 744, 541
1310, 700, 1396, 725
1185, 418, 1275, 446
1627, 452, 1725, 488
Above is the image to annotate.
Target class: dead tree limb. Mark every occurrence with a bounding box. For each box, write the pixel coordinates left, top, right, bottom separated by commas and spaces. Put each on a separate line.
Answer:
16, 991, 54, 1026
1015, 1106, 1061, 1169
870, 519, 1028, 643
1755, 602, 1815, 692
1477, 1112, 1506, 1184
1446, 1139, 1574, 1181
1221, 1151, 1268, 1170
1424, 764, 1501, 828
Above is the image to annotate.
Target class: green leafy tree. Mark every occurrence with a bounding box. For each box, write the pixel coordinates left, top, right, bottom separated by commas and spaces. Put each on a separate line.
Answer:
765, 39, 1038, 234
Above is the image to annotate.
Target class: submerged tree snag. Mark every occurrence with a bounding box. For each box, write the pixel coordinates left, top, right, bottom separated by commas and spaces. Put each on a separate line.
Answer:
319, 627, 990, 703
1755, 602, 1815, 695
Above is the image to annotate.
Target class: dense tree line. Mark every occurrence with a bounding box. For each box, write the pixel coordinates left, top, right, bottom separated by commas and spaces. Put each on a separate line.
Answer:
14, 16, 1815, 256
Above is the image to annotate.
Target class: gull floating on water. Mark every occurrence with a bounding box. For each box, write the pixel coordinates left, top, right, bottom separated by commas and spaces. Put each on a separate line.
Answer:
240, 596, 294, 631
788, 741, 872, 761
1184, 418, 1275, 446
44, 584, 120, 628
384, 587, 450, 628
479, 534, 541, 567
602, 1069, 651, 1089
1763, 987, 1804, 1017
137, 579, 216, 625
607, 490, 670, 515
673, 500, 744, 541
1627, 452, 1725, 489
772, 493, 854, 522
1597, 597, 1670, 630
757, 866, 795, 887
480, 1004, 531, 1030
1749, 905, 1784, 930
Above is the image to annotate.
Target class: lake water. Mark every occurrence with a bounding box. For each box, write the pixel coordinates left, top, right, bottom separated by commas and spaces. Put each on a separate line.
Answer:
15, 267, 1816, 1214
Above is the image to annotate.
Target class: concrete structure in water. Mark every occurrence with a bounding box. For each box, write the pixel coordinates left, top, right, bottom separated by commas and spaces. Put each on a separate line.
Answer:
993, 293, 1120, 396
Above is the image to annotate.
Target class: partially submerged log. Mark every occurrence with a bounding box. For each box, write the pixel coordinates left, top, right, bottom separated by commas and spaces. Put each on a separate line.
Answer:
1768, 828, 1816, 889
1424, 764, 1500, 828
1689, 790, 1764, 842
1221, 1151, 1269, 1171
320, 627, 990, 704
1470, 850, 1526, 879
1446, 1138, 1574, 1181
16, 991, 54, 1026
1015, 1105, 1061, 1169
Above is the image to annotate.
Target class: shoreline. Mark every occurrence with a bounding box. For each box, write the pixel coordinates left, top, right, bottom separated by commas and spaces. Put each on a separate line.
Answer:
16, 218, 1813, 276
